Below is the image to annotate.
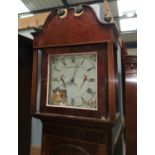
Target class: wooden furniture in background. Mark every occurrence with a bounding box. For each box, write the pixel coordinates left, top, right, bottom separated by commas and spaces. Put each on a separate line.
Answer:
125, 55, 137, 155
18, 12, 50, 30
31, 5, 124, 155
19, 35, 33, 155
30, 145, 41, 155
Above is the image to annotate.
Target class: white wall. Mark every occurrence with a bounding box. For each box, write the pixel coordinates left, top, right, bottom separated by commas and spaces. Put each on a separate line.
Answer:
18, 29, 35, 39
127, 48, 137, 55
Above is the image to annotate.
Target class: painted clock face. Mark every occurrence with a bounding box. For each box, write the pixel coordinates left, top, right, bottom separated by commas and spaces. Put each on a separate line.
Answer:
47, 52, 97, 110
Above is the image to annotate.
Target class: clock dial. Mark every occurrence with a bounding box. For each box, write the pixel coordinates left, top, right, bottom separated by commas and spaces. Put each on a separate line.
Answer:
47, 53, 97, 110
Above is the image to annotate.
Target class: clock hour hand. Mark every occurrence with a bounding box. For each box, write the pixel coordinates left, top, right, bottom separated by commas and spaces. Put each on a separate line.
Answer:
67, 78, 77, 86
60, 74, 66, 88
68, 63, 79, 86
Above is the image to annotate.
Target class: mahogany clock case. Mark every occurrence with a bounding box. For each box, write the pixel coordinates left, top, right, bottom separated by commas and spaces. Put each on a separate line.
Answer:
30, 5, 124, 155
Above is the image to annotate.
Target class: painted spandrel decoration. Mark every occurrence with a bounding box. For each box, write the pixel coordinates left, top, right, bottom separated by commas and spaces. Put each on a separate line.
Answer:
47, 53, 97, 110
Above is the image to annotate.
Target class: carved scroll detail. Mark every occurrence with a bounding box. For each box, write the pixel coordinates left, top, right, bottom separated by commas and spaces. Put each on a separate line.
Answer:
50, 144, 90, 155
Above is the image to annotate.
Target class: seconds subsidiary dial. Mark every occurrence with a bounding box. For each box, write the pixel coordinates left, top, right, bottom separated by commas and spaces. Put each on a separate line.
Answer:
47, 53, 97, 110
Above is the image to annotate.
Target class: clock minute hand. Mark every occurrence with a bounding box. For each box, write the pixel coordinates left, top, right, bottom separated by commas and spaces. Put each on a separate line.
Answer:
72, 63, 79, 79
80, 74, 88, 89
68, 63, 79, 85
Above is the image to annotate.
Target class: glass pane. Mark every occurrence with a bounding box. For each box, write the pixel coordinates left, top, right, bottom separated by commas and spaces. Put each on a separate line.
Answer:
47, 52, 98, 110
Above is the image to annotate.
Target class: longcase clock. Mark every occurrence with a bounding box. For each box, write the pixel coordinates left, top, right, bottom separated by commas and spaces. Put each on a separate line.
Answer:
31, 5, 124, 155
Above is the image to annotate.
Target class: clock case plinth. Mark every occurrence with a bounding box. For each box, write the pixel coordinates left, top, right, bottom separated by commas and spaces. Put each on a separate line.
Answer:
32, 112, 123, 155
31, 5, 124, 155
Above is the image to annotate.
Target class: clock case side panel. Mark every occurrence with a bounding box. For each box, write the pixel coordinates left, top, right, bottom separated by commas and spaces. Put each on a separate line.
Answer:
106, 42, 124, 121
113, 43, 125, 118
113, 44, 120, 115
40, 44, 109, 118
31, 49, 38, 113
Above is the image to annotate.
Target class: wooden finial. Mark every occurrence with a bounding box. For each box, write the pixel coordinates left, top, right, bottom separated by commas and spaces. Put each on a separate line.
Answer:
74, 5, 84, 17
103, 0, 113, 22
57, 8, 68, 19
